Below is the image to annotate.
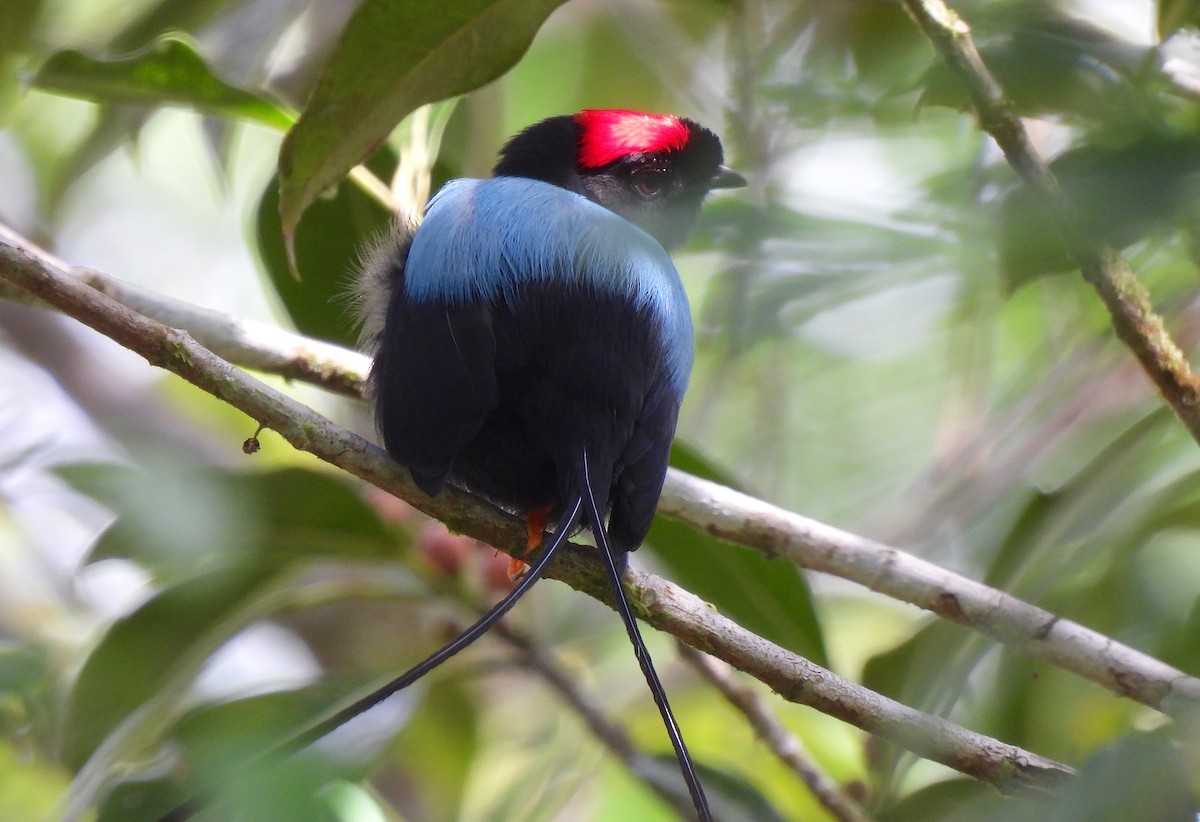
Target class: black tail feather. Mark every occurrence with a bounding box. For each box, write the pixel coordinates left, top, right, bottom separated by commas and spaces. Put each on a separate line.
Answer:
158, 497, 583, 822
578, 451, 712, 822
279, 495, 584, 756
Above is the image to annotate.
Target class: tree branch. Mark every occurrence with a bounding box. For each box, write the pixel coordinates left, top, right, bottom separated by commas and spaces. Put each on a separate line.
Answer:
899, 0, 1200, 445
4, 223, 1198, 717
0, 235, 368, 399
657, 470, 1200, 715
0, 225, 1072, 792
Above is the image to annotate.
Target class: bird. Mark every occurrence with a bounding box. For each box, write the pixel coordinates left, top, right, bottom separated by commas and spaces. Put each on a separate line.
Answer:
350, 109, 744, 820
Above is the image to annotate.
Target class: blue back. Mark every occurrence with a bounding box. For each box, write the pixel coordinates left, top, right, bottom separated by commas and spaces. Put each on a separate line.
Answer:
404, 177, 694, 401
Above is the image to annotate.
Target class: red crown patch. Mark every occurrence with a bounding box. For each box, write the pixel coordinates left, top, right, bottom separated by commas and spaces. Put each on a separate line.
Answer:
574, 109, 690, 169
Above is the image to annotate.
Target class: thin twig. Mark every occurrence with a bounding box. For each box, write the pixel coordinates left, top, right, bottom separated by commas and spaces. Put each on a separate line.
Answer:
899, 0, 1200, 445
0, 224, 1072, 793
491, 621, 697, 818
678, 644, 871, 822
3, 223, 1197, 717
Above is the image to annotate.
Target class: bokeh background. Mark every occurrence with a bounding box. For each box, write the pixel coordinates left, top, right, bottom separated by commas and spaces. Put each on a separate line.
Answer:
2, 0, 1200, 819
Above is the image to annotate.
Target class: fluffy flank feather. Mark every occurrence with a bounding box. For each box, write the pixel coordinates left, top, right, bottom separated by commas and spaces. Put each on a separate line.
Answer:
352, 218, 415, 353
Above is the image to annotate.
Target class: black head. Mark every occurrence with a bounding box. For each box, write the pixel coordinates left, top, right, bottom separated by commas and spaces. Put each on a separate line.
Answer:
492, 109, 744, 250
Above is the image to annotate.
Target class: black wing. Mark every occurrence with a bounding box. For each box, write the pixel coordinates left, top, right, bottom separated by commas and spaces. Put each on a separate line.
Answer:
371, 261, 499, 496
607, 378, 680, 555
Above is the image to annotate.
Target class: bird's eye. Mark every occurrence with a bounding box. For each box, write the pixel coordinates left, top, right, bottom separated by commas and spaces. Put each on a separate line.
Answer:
632, 168, 667, 198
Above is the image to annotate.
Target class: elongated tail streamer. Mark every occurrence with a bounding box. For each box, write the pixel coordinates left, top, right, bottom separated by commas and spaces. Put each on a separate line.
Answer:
578, 451, 712, 822
159, 498, 583, 822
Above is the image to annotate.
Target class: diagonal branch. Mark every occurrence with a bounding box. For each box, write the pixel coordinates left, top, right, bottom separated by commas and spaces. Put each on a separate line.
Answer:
0, 224, 1071, 793
0, 249, 368, 399
657, 470, 1200, 715
899, 0, 1200, 445
3, 223, 1197, 718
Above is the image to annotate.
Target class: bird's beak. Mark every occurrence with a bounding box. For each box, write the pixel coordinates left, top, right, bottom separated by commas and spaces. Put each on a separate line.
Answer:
710, 165, 747, 190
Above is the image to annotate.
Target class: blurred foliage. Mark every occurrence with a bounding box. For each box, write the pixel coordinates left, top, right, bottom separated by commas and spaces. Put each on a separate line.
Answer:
255, 147, 395, 348
3, 0, 1200, 820
32, 33, 296, 130
274, 0, 574, 246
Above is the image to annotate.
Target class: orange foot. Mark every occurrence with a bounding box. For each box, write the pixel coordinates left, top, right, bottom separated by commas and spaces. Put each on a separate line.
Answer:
508, 504, 555, 580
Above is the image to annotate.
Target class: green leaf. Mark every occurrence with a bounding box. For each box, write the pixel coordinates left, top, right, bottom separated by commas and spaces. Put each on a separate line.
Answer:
277, 0, 571, 244
689, 758, 791, 822
648, 444, 828, 667
1158, 591, 1200, 677
837, 0, 925, 85
917, 5, 1157, 125
1159, 0, 1200, 39
1046, 730, 1198, 821
999, 133, 1200, 287
63, 464, 402, 573
96, 777, 186, 822
60, 465, 405, 769
0, 741, 71, 822
390, 680, 479, 820
596, 755, 788, 822
93, 668, 406, 819
861, 620, 973, 712
0, 0, 44, 116
982, 409, 1173, 591
99, 680, 473, 821
173, 682, 384, 766
255, 149, 395, 347
861, 619, 992, 792
61, 567, 277, 769
876, 777, 1013, 822
62, 462, 258, 573
0, 642, 50, 696
32, 33, 294, 130
246, 468, 400, 562
98, 742, 336, 822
